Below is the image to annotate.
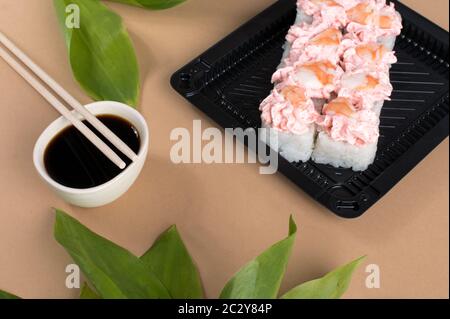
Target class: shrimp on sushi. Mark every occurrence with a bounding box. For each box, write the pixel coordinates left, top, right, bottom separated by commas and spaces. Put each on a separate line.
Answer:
280, 22, 344, 68
279, 0, 348, 68
342, 41, 397, 72
285, 27, 344, 66
338, 69, 392, 114
273, 60, 344, 109
346, 0, 402, 50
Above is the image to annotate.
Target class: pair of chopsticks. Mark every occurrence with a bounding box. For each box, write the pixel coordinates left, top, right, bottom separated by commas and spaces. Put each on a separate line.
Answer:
0, 31, 138, 169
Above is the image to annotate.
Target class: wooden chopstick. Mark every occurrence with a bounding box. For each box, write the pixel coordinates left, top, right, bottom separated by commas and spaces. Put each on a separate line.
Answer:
0, 31, 139, 163
0, 34, 127, 169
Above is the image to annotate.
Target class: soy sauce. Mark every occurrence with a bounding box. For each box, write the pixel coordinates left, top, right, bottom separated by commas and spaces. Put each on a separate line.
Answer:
44, 114, 141, 189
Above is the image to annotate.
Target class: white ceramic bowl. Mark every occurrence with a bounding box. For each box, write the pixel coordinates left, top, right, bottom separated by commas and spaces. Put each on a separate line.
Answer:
33, 101, 149, 208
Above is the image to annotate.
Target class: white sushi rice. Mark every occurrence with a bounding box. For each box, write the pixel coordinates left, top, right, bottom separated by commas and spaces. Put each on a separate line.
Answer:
372, 100, 385, 117
296, 8, 314, 25
278, 42, 292, 69
261, 122, 315, 163
379, 35, 397, 51
312, 132, 378, 171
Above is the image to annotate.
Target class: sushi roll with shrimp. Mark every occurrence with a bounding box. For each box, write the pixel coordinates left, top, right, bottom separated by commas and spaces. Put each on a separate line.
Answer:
279, 0, 349, 68
273, 59, 344, 109
296, 0, 359, 26
338, 68, 392, 115
345, 0, 402, 50
280, 23, 343, 68
259, 85, 319, 163
312, 97, 380, 171
342, 40, 397, 72
286, 27, 344, 66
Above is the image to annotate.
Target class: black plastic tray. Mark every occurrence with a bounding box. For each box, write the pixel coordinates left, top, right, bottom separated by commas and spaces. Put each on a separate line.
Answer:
171, 0, 449, 218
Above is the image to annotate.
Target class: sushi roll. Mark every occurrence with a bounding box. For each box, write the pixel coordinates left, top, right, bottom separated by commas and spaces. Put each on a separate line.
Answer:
260, 0, 402, 168
345, 0, 402, 50
338, 68, 392, 115
280, 24, 343, 68
279, 0, 349, 68
286, 27, 344, 66
297, 0, 357, 26
273, 60, 344, 103
342, 40, 397, 72
260, 85, 319, 162
312, 97, 380, 171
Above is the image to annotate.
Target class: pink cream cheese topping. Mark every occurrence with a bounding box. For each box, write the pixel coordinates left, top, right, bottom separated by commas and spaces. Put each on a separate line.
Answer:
345, 0, 403, 42
272, 60, 344, 99
298, 0, 362, 23
337, 69, 393, 109
260, 85, 319, 135
317, 97, 380, 146
285, 27, 344, 66
342, 39, 397, 71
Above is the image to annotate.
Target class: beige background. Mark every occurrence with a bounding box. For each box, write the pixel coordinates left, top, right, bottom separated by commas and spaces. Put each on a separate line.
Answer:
0, 0, 448, 299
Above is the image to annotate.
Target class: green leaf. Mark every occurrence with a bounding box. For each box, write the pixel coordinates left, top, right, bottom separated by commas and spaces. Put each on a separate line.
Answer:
54, 209, 170, 299
0, 290, 20, 299
220, 216, 297, 299
141, 225, 204, 299
281, 256, 366, 299
80, 282, 101, 299
54, 0, 140, 107
108, 0, 187, 10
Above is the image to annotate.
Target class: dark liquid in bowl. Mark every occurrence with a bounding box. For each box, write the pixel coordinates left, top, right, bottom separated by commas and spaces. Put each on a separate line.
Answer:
44, 114, 141, 189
